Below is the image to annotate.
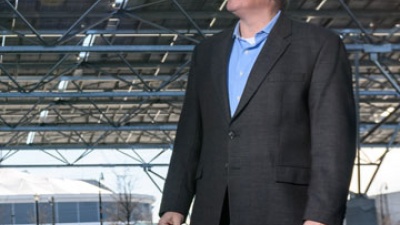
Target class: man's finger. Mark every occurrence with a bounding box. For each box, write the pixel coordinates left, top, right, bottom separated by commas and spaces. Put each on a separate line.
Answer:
157, 218, 166, 225
172, 215, 182, 225
158, 217, 171, 225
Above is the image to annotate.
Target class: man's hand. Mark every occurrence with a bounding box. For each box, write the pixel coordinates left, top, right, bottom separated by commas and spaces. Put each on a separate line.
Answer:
304, 220, 326, 225
158, 212, 184, 225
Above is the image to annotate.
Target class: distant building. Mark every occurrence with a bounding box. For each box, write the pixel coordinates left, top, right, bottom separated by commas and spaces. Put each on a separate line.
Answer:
0, 169, 155, 225
374, 191, 400, 225
345, 191, 400, 225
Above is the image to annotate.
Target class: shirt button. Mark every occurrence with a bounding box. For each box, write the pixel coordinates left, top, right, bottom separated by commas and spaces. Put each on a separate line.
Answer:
228, 131, 236, 139
239, 71, 244, 76
244, 50, 249, 55
236, 96, 241, 101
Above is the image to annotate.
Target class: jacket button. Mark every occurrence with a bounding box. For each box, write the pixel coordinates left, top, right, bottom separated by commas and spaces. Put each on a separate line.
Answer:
228, 131, 236, 139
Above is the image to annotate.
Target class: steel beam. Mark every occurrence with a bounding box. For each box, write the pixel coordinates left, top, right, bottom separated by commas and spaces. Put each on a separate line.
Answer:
0, 123, 396, 132
1, 74, 398, 82
0, 97, 395, 105
346, 44, 399, 53
0, 91, 185, 98
0, 164, 169, 168
0, 143, 396, 151
288, 9, 400, 18
1, 29, 399, 37
0, 62, 183, 69
0, 90, 398, 98
3, 0, 48, 46
1, 60, 399, 70
353, 143, 400, 148
0, 44, 399, 53
0, 123, 178, 131
370, 53, 400, 94
360, 124, 400, 131
0, 143, 172, 150
337, 0, 373, 43
170, 0, 205, 38
0, 74, 187, 82
0, 99, 182, 105
359, 91, 400, 96
55, 0, 103, 44
0, 45, 194, 53
0, 10, 399, 19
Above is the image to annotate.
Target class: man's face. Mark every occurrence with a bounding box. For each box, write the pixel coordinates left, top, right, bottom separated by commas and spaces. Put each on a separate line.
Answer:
226, 0, 276, 16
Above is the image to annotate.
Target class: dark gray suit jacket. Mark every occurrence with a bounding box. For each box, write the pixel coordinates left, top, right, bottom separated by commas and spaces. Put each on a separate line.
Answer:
160, 14, 356, 225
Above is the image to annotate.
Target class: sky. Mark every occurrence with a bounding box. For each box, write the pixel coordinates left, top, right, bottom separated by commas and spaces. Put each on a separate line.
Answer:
349, 147, 400, 196
2, 147, 400, 222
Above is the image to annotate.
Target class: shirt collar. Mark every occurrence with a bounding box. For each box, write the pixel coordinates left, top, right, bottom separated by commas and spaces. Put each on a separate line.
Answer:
233, 10, 281, 39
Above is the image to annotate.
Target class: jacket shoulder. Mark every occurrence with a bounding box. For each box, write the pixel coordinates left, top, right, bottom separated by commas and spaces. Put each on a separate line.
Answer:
289, 17, 341, 43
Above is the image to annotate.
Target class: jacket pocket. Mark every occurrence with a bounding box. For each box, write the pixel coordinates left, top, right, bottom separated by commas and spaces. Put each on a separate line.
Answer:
275, 165, 310, 185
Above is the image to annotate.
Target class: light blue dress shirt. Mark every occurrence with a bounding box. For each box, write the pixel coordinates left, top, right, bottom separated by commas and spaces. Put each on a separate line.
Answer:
228, 11, 281, 117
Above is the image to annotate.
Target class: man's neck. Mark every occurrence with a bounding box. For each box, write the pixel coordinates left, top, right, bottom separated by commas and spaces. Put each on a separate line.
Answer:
238, 9, 279, 38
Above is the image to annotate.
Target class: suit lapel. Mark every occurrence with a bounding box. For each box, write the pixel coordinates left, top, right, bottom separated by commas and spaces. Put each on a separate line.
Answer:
231, 14, 292, 121
210, 29, 235, 124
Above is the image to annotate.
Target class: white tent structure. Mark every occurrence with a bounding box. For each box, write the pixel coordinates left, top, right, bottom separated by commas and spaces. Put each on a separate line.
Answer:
0, 169, 112, 197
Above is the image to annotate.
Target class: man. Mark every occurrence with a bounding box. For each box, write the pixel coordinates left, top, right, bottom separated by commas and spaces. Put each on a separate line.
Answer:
158, 0, 356, 224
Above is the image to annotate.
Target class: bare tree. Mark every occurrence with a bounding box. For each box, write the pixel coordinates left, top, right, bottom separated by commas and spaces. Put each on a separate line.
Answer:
106, 173, 152, 225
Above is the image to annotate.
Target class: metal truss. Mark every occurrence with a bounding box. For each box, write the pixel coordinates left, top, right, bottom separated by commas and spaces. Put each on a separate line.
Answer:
0, 0, 399, 195
335, 0, 400, 195
0, 43, 399, 53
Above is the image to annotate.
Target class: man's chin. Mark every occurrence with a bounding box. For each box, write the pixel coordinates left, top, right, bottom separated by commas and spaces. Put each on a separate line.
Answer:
226, 8, 241, 17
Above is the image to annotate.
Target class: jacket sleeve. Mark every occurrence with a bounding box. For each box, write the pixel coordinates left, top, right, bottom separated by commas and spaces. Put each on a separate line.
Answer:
303, 34, 356, 225
159, 46, 202, 219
